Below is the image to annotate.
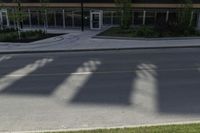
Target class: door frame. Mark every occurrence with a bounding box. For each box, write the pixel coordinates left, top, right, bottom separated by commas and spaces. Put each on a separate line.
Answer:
0, 9, 9, 27
90, 10, 103, 30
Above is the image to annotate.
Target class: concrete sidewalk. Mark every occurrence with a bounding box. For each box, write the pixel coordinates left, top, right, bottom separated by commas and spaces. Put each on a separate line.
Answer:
1, 28, 200, 54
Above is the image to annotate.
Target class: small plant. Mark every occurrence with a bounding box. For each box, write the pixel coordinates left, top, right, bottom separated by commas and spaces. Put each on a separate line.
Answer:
39, 0, 49, 34
10, 0, 27, 40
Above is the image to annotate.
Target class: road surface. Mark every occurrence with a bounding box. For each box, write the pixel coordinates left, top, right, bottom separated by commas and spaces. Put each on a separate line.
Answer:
0, 48, 200, 132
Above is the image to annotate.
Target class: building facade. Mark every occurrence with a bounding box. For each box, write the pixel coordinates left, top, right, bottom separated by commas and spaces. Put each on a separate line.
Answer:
1, 0, 200, 30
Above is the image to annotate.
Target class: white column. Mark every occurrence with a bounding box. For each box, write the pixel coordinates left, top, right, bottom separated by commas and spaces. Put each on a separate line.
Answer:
100, 11, 103, 29
54, 11, 56, 27
143, 10, 146, 25
63, 9, 65, 29
166, 10, 169, 23
0, 10, 2, 29
190, 11, 194, 26
28, 9, 32, 28
72, 11, 74, 27
111, 11, 114, 25
132, 11, 135, 26
90, 10, 92, 29
154, 11, 157, 22
13, 9, 17, 29
197, 13, 200, 29
45, 9, 48, 28
37, 11, 40, 26
0, 10, 3, 26
6, 10, 9, 27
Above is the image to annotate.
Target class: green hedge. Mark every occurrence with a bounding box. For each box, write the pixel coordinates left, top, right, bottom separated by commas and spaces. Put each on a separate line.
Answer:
99, 26, 200, 38
0, 30, 46, 42
0, 28, 16, 33
0, 32, 18, 42
135, 26, 159, 38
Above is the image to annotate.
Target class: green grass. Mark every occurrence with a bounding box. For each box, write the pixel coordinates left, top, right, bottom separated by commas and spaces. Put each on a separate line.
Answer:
46, 123, 200, 133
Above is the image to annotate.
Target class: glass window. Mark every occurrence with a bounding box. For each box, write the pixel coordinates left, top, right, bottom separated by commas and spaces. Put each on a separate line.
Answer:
83, 10, 90, 27
65, 11, 73, 27
2, 12, 8, 25
168, 12, 177, 25
103, 11, 112, 25
192, 12, 198, 27
8, 9, 15, 26
37, 10, 46, 26
55, 10, 63, 27
47, 11, 55, 27
30, 11, 39, 26
22, 11, 29, 26
113, 11, 120, 25
155, 12, 167, 26
74, 11, 81, 27
133, 12, 143, 25
145, 12, 156, 25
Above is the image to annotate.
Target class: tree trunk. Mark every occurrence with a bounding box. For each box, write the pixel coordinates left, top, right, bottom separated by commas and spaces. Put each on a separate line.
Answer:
17, 21, 21, 40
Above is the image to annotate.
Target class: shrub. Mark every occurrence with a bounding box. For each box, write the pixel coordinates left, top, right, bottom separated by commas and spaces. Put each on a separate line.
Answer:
0, 32, 18, 42
0, 30, 46, 42
161, 0, 195, 37
136, 26, 159, 38
0, 28, 16, 33
21, 30, 45, 39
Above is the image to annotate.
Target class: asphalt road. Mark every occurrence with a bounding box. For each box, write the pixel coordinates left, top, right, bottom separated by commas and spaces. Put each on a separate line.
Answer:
0, 48, 200, 132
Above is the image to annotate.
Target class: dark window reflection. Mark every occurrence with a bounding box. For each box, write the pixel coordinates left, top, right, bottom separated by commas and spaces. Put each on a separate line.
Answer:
134, 12, 143, 25
103, 11, 112, 25
48, 11, 55, 27
145, 12, 156, 25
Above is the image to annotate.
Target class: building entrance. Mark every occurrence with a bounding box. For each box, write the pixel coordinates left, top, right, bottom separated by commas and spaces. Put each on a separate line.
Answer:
90, 10, 102, 30
0, 9, 9, 29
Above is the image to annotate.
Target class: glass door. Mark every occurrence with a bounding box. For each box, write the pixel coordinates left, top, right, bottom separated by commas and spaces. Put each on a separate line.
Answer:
90, 11, 102, 30
0, 10, 9, 27
0, 10, 3, 28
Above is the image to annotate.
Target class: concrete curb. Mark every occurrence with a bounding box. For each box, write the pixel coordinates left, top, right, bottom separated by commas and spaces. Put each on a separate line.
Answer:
4, 120, 200, 133
93, 35, 200, 41
1, 45, 200, 55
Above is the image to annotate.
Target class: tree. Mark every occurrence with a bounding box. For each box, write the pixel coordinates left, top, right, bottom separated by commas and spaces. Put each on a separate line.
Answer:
114, 0, 132, 29
39, 0, 49, 34
10, 0, 26, 39
177, 0, 194, 33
